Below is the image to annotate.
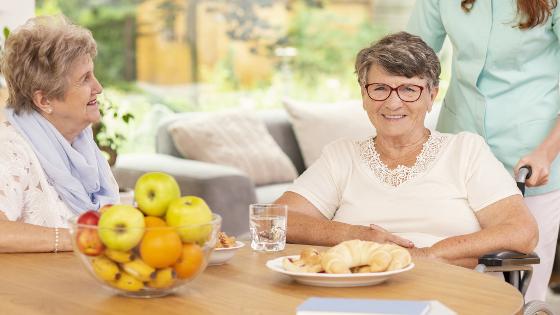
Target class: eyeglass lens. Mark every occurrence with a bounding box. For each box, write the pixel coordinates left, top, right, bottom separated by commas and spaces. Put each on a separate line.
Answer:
367, 83, 423, 102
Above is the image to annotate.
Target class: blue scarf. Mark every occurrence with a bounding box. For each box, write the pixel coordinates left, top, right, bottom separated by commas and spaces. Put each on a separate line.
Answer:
6, 108, 119, 215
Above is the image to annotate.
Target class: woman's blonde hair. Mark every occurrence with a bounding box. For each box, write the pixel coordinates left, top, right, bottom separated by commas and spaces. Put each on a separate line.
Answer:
1, 15, 97, 114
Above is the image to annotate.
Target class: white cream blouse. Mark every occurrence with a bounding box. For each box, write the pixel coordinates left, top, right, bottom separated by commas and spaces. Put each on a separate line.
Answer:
288, 131, 521, 248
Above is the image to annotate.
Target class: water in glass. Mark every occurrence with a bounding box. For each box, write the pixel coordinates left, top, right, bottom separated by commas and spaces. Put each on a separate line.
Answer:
249, 214, 287, 251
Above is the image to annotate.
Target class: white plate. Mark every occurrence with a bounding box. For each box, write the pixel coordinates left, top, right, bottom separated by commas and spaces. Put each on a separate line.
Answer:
208, 241, 245, 265
266, 255, 414, 287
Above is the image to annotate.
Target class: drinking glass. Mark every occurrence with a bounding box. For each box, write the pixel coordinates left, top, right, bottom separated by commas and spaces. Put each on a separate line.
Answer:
249, 204, 287, 252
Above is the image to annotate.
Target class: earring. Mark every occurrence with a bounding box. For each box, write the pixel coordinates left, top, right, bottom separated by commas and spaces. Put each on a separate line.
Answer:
45, 108, 53, 114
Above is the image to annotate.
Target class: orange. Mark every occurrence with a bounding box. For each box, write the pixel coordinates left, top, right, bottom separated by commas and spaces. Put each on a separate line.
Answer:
174, 243, 204, 279
144, 216, 167, 228
140, 227, 182, 268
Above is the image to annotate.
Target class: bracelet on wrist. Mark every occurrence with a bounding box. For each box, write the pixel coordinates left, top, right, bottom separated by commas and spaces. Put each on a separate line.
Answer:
54, 227, 60, 253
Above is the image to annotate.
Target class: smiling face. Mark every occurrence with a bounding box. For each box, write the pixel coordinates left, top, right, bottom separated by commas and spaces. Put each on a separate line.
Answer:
45, 54, 103, 140
362, 64, 437, 143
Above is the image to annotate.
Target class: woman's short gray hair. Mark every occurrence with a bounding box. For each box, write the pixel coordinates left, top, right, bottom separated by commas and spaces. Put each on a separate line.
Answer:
1, 15, 97, 114
355, 32, 440, 88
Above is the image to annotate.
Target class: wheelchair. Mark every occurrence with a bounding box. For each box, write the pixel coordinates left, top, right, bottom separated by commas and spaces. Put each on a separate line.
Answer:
475, 166, 555, 315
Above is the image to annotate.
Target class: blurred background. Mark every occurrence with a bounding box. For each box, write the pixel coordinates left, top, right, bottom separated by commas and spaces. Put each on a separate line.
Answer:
0, 0, 452, 155
3, 0, 560, 307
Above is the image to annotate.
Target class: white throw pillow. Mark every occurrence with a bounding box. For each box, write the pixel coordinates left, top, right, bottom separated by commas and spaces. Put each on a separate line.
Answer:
283, 99, 375, 168
168, 110, 298, 186
425, 101, 442, 131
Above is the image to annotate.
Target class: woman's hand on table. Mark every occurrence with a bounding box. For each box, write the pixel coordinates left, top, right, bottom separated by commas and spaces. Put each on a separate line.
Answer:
407, 247, 445, 263
408, 247, 432, 258
368, 224, 414, 248
408, 247, 477, 267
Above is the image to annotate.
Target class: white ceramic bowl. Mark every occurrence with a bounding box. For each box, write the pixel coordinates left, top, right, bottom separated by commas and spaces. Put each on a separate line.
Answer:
208, 241, 245, 265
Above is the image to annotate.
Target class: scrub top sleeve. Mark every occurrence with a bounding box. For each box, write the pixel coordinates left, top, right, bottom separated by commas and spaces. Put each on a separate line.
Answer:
553, 6, 560, 117
406, 0, 447, 52
552, 5, 560, 41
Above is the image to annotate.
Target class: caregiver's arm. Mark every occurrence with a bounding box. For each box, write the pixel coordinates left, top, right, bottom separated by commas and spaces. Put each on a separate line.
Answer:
410, 195, 538, 268
515, 116, 560, 187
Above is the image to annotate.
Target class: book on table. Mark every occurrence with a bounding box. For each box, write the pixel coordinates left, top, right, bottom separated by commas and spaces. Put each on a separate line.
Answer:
297, 297, 455, 315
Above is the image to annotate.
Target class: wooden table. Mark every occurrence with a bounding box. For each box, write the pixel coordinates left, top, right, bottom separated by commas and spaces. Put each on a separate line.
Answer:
0, 244, 523, 315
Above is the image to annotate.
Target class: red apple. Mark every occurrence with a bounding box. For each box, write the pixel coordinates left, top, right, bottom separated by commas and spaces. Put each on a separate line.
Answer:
76, 228, 105, 256
78, 210, 101, 225
76, 210, 104, 256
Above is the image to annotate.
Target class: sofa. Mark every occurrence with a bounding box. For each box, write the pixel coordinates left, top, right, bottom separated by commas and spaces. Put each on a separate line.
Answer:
113, 102, 442, 237
113, 110, 306, 237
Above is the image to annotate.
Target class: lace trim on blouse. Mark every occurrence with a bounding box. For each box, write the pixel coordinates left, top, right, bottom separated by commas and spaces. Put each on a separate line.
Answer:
359, 132, 450, 187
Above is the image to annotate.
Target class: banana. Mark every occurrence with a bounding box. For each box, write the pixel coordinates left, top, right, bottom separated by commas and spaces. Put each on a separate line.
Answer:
112, 272, 144, 292
147, 268, 176, 289
91, 256, 120, 282
104, 249, 134, 263
121, 258, 155, 282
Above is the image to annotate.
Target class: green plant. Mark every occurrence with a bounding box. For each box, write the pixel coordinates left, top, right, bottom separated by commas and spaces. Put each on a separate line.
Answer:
0, 26, 10, 87
93, 95, 134, 166
284, 7, 384, 90
36, 1, 139, 90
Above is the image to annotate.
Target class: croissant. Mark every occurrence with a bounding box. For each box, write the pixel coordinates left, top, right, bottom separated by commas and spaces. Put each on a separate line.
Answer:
321, 240, 411, 274
282, 248, 324, 273
300, 248, 323, 266
386, 245, 412, 271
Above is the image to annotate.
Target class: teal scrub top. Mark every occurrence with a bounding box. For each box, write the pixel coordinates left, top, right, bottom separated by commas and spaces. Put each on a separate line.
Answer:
407, 0, 560, 196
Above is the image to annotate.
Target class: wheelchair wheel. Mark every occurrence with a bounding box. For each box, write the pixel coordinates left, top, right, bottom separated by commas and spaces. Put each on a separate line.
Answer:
523, 300, 555, 315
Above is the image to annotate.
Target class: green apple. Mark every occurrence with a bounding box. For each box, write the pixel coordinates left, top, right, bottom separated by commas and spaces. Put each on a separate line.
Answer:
98, 205, 145, 251
134, 172, 181, 217
166, 196, 213, 243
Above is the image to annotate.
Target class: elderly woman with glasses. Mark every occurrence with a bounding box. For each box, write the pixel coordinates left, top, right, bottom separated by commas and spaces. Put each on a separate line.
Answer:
277, 32, 538, 268
0, 15, 119, 253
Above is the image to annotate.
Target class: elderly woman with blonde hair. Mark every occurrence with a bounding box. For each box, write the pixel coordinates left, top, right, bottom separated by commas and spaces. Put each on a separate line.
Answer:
280, 32, 538, 268
0, 15, 119, 253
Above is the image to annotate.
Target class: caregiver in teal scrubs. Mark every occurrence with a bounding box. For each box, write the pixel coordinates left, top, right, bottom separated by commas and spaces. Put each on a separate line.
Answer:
407, 0, 560, 302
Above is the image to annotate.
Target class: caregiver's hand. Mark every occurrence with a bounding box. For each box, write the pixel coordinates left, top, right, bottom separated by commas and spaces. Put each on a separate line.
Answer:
515, 148, 552, 187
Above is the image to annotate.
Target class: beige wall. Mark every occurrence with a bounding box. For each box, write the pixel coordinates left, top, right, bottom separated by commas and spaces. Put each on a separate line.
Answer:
136, 0, 284, 86
136, 0, 192, 84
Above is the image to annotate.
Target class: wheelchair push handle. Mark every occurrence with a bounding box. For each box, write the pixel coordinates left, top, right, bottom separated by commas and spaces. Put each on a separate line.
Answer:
516, 166, 532, 196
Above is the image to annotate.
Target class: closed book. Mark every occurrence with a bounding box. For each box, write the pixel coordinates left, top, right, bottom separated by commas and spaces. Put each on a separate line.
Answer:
296, 298, 431, 315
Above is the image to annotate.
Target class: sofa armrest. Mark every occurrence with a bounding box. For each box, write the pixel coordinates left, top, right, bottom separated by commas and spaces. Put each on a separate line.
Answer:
113, 153, 256, 237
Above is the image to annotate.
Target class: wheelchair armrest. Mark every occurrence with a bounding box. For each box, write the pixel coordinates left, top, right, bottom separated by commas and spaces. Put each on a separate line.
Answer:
478, 251, 540, 267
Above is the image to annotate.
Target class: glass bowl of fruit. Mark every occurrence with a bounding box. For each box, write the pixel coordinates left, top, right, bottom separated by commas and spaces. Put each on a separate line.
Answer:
69, 196, 222, 298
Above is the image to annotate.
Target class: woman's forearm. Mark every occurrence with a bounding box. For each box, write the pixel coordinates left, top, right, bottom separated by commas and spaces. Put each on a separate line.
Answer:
0, 220, 73, 253
288, 211, 364, 246
287, 211, 412, 247
422, 222, 536, 268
